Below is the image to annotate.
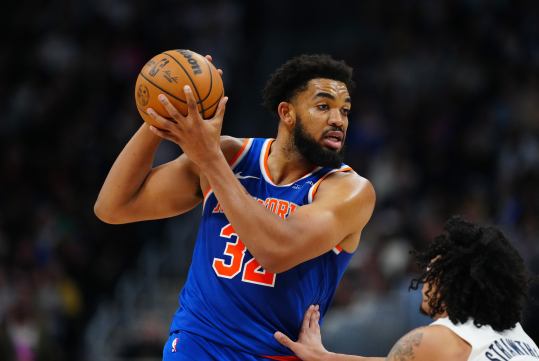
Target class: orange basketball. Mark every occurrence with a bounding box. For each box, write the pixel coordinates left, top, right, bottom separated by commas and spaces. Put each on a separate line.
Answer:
134, 49, 224, 127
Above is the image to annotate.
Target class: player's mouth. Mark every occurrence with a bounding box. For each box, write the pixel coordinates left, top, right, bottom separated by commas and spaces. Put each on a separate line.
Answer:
322, 130, 344, 150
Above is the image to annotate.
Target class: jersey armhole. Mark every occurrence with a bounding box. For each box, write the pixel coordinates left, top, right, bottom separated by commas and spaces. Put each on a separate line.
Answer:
202, 138, 253, 211
229, 138, 253, 169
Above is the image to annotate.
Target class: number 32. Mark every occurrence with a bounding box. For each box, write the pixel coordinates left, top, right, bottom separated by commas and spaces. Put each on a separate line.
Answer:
212, 224, 276, 287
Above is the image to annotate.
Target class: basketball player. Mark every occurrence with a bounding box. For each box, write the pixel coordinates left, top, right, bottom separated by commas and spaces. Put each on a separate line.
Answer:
94, 54, 376, 360
274, 216, 538, 361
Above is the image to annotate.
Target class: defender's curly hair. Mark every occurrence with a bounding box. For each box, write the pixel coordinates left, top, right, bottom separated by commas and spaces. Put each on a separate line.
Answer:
262, 54, 354, 114
410, 216, 530, 332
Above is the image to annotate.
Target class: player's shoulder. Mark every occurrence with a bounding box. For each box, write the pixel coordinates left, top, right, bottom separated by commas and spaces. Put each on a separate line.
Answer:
316, 167, 375, 204
387, 327, 438, 361
424, 324, 472, 359
323, 167, 371, 188
387, 326, 469, 361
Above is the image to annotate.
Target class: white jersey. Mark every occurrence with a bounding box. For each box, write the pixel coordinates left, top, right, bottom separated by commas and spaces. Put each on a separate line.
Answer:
431, 317, 539, 361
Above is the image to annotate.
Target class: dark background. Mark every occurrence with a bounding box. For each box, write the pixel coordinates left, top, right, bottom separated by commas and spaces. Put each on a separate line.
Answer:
1, 0, 538, 360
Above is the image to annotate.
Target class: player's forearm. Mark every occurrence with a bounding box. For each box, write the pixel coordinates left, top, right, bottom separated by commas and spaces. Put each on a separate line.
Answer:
94, 124, 162, 223
199, 153, 295, 272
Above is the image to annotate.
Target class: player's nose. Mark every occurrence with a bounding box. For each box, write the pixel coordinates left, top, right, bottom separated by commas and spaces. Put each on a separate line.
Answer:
328, 109, 345, 128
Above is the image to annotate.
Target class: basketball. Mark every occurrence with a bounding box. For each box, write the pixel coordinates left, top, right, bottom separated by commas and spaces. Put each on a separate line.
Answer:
134, 49, 224, 127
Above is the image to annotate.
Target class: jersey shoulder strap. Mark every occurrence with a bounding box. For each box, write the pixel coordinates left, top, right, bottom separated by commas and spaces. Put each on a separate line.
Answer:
307, 164, 354, 204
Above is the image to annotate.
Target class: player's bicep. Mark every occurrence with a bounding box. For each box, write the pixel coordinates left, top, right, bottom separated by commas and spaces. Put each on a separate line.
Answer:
387, 327, 446, 361
387, 329, 425, 361
126, 153, 202, 221
124, 136, 243, 222
285, 174, 375, 258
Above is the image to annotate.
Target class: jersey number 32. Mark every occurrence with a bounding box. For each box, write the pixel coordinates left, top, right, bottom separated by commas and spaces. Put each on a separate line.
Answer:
212, 224, 276, 287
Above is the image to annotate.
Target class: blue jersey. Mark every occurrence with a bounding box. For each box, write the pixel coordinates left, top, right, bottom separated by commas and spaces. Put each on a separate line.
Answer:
169, 138, 356, 358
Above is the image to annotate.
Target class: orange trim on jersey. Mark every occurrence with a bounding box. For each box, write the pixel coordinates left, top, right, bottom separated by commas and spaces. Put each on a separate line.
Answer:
332, 244, 345, 254
202, 187, 212, 200
228, 138, 250, 167
202, 187, 213, 210
310, 166, 353, 201
263, 356, 301, 361
203, 138, 249, 211
263, 139, 275, 183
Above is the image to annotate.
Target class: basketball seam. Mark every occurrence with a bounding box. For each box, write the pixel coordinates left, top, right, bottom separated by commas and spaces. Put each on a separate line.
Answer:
139, 72, 187, 104
163, 51, 206, 114
200, 57, 213, 101
203, 89, 224, 117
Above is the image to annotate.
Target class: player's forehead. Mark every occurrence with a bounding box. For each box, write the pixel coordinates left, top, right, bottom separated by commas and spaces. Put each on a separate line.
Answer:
300, 78, 351, 103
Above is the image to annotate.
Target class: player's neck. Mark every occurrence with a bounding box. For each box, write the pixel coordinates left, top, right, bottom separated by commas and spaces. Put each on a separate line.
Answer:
432, 311, 449, 321
268, 136, 318, 185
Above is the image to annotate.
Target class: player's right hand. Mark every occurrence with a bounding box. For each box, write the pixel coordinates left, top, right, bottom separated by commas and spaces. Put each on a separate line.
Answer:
146, 87, 228, 168
274, 305, 330, 361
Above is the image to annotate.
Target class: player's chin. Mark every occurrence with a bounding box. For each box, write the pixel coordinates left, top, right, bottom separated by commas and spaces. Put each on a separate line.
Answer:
321, 143, 342, 153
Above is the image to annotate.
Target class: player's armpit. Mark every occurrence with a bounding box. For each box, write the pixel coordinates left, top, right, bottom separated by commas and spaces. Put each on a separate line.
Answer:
199, 136, 245, 196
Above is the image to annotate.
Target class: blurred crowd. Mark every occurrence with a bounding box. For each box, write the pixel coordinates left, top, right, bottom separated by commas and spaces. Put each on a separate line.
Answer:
1, 0, 538, 359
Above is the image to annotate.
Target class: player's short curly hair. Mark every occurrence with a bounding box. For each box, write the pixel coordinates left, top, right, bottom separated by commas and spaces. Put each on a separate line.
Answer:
410, 216, 531, 332
262, 54, 354, 114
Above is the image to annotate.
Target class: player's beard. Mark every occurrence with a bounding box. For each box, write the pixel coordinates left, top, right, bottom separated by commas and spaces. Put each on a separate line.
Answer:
293, 116, 345, 168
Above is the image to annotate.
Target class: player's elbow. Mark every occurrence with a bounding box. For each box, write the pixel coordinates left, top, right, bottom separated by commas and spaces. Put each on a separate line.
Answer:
255, 248, 295, 274
264, 262, 294, 274
257, 259, 286, 274
94, 202, 114, 224
94, 201, 125, 224
251, 232, 300, 273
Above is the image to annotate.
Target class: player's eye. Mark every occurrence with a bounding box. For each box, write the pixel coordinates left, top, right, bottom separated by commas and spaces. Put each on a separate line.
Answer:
342, 108, 351, 116
317, 104, 329, 111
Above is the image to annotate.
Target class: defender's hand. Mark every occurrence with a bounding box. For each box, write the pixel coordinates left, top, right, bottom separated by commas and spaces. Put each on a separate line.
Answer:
274, 305, 330, 361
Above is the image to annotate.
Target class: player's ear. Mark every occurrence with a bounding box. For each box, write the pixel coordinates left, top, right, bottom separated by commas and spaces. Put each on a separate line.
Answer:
277, 102, 295, 128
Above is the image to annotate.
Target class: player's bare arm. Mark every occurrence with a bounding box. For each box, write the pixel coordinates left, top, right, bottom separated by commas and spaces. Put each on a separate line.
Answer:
204, 157, 374, 272
94, 124, 196, 224
94, 120, 241, 224
148, 87, 375, 273
94, 54, 230, 224
387, 325, 468, 361
386, 329, 425, 361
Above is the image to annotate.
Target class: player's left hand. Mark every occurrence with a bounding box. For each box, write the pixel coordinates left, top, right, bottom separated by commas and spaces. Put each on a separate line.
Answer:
274, 305, 330, 361
146, 86, 228, 167
205, 54, 223, 77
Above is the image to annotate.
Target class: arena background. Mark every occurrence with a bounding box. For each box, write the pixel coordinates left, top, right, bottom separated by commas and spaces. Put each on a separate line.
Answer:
1, 0, 538, 360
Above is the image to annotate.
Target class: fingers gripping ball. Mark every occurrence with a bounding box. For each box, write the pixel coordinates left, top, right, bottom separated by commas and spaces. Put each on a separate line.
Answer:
134, 49, 224, 127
